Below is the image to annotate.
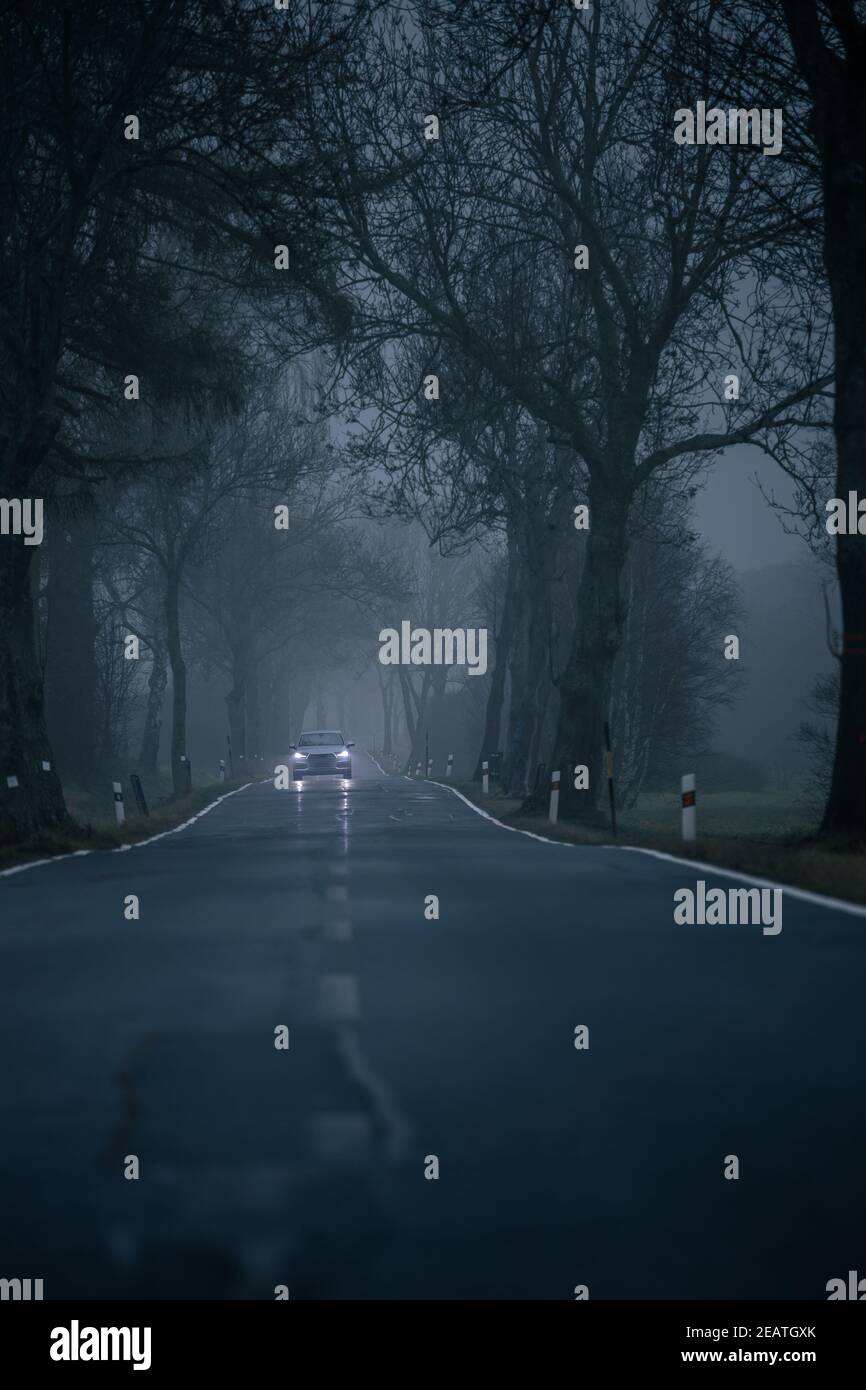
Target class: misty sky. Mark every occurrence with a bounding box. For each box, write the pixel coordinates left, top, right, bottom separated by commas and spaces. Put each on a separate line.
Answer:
696, 443, 806, 573
697, 443, 835, 767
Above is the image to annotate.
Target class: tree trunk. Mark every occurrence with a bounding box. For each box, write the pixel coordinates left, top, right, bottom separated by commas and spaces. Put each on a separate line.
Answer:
426, 666, 448, 771
225, 648, 246, 773
0, 532, 69, 839
383, 683, 393, 754
532, 482, 630, 821
812, 69, 866, 835
473, 537, 519, 780
502, 549, 553, 796
398, 666, 431, 771
139, 636, 167, 773
291, 671, 312, 743
506, 585, 550, 797
45, 513, 99, 787
260, 655, 282, 761
503, 576, 529, 786
777, 1, 866, 835
164, 569, 188, 797
376, 664, 395, 755
246, 655, 261, 762
527, 676, 552, 789
409, 671, 434, 771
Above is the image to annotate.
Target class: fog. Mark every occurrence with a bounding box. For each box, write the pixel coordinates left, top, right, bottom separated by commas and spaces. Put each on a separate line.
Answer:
3, 0, 866, 1321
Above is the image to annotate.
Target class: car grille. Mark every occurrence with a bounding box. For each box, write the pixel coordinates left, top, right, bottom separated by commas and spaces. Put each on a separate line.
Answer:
307, 753, 338, 770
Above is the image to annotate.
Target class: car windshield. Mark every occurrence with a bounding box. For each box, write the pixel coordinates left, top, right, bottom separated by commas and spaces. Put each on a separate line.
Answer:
298, 732, 343, 747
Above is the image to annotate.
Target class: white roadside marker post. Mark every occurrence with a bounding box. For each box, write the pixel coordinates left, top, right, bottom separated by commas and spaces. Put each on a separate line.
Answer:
219, 758, 226, 784
446, 753, 454, 778
482, 760, 489, 796
113, 781, 125, 827
681, 773, 696, 841
549, 768, 561, 823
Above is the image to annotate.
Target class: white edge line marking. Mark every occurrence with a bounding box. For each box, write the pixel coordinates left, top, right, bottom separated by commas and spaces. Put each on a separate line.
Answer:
0, 781, 256, 878
426, 779, 570, 846
112, 780, 254, 851
367, 752, 388, 776
0, 847, 93, 878
425, 779, 866, 919
604, 843, 866, 919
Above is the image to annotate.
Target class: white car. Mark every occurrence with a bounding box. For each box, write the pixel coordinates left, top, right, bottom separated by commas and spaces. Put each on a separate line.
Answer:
290, 730, 355, 778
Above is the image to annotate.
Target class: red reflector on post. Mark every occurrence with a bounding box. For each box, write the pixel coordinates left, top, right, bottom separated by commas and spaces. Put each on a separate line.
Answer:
682, 790, 695, 807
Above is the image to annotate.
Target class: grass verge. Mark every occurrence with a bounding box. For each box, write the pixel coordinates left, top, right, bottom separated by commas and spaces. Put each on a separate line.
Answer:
446, 782, 866, 909
0, 777, 256, 873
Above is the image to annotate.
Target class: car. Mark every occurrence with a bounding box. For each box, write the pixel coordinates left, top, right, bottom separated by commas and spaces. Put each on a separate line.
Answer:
290, 730, 355, 778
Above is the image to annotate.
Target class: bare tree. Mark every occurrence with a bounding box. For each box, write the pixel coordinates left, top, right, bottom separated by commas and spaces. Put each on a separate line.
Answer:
110, 393, 307, 794
775, 1, 866, 835
0, 0, 368, 838
610, 491, 745, 807
308, 0, 831, 819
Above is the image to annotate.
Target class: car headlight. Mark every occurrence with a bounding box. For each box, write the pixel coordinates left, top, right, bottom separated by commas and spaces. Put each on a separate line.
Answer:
293, 752, 307, 759
337, 749, 350, 759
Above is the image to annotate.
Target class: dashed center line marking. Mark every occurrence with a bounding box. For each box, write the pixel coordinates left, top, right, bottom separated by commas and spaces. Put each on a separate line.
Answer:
318, 974, 361, 1023
309, 1111, 374, 1161
335, 1026, 411, 1164
324, 918, 353, 942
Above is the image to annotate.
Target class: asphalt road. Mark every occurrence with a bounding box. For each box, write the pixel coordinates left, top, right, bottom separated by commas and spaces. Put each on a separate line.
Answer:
1, 749, 865, 1300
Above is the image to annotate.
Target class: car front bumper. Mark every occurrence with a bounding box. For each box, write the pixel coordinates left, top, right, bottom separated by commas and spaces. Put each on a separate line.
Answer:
293, 756, 351, 774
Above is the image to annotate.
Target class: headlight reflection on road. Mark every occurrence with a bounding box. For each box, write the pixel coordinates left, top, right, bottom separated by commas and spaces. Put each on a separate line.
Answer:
336, 787, 350, 851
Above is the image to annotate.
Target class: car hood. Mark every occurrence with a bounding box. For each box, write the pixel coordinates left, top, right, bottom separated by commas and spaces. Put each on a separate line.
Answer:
297, 744, 347, 756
